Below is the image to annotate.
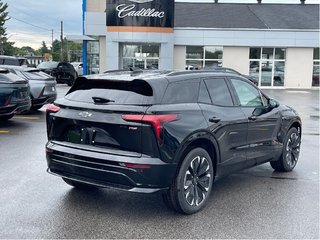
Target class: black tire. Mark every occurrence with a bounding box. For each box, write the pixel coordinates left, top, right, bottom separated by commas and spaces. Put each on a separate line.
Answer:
62, 178, 96, 189
163, 148, 214, 214
67, 76, 75, 86
0, 114, 14, 121
270, 127, 301, 172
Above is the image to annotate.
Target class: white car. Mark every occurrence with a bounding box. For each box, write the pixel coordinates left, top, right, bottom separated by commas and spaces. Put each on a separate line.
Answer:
71, 62, 83, 76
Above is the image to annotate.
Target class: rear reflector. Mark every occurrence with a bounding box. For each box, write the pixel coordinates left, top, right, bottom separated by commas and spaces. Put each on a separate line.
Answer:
120, 163, 151, 169
122, 114, 177, 144
46, 104, 60, 113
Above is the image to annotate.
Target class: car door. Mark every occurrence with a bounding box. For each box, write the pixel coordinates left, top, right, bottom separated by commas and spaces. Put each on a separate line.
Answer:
228, 77, 281, 164
198, 77, 250, 175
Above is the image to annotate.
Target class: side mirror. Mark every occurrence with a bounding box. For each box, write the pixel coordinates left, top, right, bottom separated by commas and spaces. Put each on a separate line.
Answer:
268, 98, 279, 109
252, 106, 268, 116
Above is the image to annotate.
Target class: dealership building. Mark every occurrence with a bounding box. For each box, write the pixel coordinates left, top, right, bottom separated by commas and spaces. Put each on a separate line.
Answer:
81, 0, 319, 89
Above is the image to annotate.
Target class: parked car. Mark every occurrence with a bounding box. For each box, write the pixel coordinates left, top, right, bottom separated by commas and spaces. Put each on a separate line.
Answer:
71, 62, 83, 76
3, 66, 57, 110
45, 70, 302, 214
37, 61, 59, 76
205, 67, 259, 85
0, 55, 20, 66
38, 61, 77, 86
0, 68, 31, 121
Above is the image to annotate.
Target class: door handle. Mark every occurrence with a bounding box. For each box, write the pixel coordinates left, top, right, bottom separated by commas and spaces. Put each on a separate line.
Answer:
209, 117, 221, 123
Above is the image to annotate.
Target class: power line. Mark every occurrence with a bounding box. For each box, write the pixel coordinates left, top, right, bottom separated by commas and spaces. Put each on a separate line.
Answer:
9, 15, 52, 31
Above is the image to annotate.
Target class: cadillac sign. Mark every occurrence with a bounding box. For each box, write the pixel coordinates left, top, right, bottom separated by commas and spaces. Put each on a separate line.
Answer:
106, 0, 174, 28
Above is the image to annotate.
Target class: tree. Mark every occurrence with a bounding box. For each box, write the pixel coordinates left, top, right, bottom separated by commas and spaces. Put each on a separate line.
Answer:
0, 0, 9, 54
38, 41, 49, 55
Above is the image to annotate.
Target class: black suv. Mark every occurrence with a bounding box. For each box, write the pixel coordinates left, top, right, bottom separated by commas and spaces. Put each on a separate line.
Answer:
46, 70, 302, 214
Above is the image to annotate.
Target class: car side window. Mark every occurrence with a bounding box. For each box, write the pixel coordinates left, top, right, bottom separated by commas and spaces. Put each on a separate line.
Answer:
204, 78, 234, 106
198, 80, 212, 104
162, 80, 200, 104
230, 78, 263, 107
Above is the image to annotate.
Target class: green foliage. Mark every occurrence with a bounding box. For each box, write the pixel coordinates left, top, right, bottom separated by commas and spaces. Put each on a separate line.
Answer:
0, 0, 9, 54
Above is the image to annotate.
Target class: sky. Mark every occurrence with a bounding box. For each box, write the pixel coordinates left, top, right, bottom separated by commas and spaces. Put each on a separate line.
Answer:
3, 0, 320, 50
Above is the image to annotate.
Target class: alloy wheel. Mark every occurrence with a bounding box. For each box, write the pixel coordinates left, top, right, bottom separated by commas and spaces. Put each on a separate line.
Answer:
183, 156, 211, 206
285, 132, 300, 168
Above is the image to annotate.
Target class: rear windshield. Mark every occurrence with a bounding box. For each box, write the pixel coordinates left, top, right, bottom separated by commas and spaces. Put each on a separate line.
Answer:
0, 58, 20, 66
22, 70, 52, 80
66, 79, 156, 105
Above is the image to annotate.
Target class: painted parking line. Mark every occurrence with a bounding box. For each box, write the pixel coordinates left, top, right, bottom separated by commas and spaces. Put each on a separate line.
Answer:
0, 130, 9, 134
12, 116, 41, 120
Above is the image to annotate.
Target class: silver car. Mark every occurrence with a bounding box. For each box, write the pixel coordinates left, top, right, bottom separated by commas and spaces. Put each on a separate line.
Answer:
2, 65, 57, 110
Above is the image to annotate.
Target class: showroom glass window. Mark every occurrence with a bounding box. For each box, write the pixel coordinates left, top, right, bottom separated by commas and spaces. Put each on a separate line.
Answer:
87, 41, 100, 75
186, 46, 223, 70
120, 44, 160, 70
249, 48, 286, 87
313, 48, 320, 87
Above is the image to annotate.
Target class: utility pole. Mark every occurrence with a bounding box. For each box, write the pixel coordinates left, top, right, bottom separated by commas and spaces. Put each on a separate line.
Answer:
60, 21, 63, 61
51, 29, 54, 56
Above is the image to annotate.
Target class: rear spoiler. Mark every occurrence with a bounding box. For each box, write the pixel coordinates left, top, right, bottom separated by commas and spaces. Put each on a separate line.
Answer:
68, 76, 153, 97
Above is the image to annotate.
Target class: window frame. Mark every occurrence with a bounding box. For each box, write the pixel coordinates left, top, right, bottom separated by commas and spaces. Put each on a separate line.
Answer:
313, 48, 320, 87
186, 46, 223, 70
249, 47, 286, 87
120, 43, 160, 70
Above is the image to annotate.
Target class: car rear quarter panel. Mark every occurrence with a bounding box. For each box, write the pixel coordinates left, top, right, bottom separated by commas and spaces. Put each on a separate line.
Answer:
146, 103, 209, 163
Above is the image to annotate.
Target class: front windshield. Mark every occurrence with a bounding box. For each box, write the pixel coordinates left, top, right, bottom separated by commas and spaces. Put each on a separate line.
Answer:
37, 61, 58, 69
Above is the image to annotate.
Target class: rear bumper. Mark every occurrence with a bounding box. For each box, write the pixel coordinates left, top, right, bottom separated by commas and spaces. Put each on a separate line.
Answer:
0, 99, 31, 116
46, 141, 177, 193
32, 94, 57, 107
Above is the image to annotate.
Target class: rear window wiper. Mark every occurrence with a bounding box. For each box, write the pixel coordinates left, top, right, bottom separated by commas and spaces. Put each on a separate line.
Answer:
92, 97, 115, 104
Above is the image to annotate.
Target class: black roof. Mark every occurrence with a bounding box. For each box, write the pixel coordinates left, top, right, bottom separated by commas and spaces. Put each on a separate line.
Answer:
175, 3, 320, 30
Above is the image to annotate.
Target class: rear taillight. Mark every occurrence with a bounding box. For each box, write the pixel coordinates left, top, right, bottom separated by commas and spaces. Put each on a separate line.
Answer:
122, 114, 177, 144
46, 104, 61, 113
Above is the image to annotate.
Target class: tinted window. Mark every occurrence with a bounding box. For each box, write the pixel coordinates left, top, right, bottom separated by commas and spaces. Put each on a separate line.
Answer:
162, 80, 199, 104
0, 58, 20, 66
66, 79, 155, 105
198, 81, 211, 104
231, 79, 263, 107
204, 78, 233, 106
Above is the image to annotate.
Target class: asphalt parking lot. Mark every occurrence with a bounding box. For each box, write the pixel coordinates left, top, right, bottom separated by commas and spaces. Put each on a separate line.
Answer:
0, 85, 319, 239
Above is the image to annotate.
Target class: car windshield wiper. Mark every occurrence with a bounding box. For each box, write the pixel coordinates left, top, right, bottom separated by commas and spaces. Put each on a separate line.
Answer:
92, 97, 115, 104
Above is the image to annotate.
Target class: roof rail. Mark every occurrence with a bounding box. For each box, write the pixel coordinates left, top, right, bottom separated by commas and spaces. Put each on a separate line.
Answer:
167, 68, 233, 77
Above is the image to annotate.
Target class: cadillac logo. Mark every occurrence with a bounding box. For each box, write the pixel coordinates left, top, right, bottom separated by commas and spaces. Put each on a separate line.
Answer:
129, 0, 154, 3
78, 112, 93, 118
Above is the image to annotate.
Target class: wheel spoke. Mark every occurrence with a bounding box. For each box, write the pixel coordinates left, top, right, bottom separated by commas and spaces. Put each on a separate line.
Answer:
194, 183, 200, 206
186, 184, 195, 206
191, 156, 201, 176
184, 170, 193, 190
197, 176, 210, 192
197, 157, 209, 176
292, 148, 300, 160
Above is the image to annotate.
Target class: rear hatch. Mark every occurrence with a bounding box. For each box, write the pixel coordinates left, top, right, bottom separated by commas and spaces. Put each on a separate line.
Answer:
24, 69, 57, 95
0, 69, 30, 109
47, 77, 166, 157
